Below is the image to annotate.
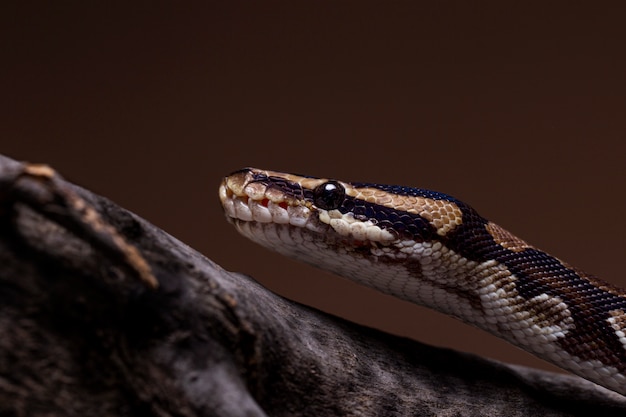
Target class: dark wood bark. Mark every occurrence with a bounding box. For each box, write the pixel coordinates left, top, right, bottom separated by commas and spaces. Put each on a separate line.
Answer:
0, 154, 624, 417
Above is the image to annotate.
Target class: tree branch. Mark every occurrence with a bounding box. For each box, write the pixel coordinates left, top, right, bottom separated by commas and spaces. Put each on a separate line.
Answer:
0, 154, 624, 416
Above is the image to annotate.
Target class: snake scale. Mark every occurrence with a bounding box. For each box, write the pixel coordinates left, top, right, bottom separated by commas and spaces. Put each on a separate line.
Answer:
219, 167, 626, 396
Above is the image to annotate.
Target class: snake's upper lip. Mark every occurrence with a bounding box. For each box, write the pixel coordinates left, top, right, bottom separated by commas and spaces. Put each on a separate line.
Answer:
219, 178, 310, 227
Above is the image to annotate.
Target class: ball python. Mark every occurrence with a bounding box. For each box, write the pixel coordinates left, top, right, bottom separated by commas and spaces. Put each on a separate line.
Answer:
219, 167, 626, 396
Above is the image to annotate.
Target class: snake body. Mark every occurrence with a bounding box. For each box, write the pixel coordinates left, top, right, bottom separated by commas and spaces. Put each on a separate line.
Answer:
219, 168, 626, 396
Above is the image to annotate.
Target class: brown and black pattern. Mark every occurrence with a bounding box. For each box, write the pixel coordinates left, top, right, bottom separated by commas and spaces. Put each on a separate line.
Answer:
440, 203, 626, 373
243, 170, 626, 372
344, 180, 626, 373
221, 168, 626, 395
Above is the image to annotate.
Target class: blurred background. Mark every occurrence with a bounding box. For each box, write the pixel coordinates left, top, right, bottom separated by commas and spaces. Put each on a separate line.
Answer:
3, 2, 626, 374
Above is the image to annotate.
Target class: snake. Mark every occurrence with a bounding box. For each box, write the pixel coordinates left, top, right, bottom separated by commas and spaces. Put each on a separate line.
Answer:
218, 167, 626, 396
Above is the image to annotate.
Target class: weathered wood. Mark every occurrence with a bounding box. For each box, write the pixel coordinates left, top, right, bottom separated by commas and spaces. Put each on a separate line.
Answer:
0, 154, 624, 416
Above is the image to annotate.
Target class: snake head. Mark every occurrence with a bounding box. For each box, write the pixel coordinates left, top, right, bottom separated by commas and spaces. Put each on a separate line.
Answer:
219, 167, 469, 265
219, 168, 401, 255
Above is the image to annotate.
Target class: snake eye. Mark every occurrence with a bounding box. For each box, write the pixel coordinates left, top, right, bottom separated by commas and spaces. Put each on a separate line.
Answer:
313, 181, 346, 210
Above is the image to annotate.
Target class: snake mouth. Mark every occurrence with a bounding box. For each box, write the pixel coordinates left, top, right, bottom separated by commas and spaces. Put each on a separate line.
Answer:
219, 179, 380, 261
219, 168, 399, 247
219, 173, 314, 228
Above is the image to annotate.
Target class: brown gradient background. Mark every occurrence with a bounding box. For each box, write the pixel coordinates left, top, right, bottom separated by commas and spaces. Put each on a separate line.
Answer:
3, 3, 626, 374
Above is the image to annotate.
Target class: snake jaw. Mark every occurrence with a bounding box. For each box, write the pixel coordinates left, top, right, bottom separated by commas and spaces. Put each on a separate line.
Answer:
220, 169, 324, 235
